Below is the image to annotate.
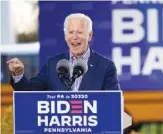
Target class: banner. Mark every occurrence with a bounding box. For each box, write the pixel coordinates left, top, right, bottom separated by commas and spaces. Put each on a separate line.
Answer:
14, 91, 122, 134
39, 1, 163, 90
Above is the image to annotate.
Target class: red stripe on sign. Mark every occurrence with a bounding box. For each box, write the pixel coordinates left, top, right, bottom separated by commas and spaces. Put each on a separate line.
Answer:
70, 100, 82, 104
71, 105, 82, 109
71, 110, 83, 114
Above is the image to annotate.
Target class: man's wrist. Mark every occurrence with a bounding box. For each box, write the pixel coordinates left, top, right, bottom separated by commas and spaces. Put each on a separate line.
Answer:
12, 73, 24, 83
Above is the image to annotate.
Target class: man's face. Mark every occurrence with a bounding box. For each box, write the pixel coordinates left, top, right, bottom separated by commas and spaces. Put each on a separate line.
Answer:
65, 18, 92, 57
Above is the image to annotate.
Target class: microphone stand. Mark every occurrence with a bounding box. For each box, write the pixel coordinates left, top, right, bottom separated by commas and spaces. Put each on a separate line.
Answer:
59, 77, 71, 91
60, 77, 75, 91
65, 71, 82, 91
58, 67, 83, 91
62, 77, 77, 91
68, 77, 76, 90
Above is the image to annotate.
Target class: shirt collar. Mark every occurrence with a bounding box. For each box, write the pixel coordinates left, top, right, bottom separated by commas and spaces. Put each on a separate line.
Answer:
69, 47, 90, 61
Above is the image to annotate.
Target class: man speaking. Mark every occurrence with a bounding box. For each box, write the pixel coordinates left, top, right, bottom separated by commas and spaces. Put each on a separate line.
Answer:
7, 13, 120, 91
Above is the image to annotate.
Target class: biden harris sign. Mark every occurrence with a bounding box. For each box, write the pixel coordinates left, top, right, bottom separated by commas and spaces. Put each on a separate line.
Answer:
14, 91, 123, 134
39, 1, 163, 90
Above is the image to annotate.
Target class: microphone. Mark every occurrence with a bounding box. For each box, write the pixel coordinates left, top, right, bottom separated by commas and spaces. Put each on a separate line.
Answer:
70, 59, 88, 87
56, 59, 70, 79
56, 59, 72, 90
56, 59, 88, 90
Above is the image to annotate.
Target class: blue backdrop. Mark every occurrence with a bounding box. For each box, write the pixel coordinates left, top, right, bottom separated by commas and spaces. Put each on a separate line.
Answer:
39, 1, 163, 90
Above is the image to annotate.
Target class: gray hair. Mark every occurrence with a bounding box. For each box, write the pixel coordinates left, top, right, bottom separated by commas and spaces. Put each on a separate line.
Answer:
63, 13, 93, 33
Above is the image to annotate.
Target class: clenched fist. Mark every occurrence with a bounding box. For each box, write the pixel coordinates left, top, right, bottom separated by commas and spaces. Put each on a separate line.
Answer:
6, 58, 24, 76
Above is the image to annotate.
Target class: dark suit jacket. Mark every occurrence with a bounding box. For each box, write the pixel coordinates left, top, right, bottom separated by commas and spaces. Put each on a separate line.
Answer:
11, 49, 121, 91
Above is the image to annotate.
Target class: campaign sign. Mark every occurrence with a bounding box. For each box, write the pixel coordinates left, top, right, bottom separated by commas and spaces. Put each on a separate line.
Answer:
14, 91, 123, 134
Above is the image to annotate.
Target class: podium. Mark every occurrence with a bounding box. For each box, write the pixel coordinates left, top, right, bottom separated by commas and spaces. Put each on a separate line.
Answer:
13, 91, 132, 134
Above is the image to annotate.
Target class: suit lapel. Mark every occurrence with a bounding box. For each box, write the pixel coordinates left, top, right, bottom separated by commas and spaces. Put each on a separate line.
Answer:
61, 51, 69, 60
79, 50, 98, 90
